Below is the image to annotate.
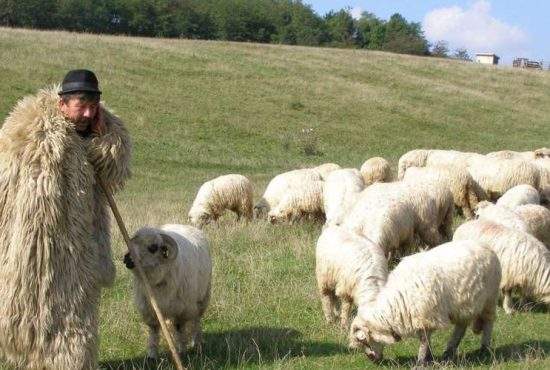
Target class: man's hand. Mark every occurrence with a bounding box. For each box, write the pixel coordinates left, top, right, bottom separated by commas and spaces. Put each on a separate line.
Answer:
91, 108, 106, 136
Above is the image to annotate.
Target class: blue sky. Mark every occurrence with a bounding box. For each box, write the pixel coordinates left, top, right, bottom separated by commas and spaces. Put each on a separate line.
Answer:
308, 0, 549, 65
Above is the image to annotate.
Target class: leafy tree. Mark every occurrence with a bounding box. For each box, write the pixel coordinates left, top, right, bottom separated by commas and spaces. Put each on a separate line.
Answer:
271, 0, 327, 46
453, 47, 472, 61
324, 8, 355, 47
354, 11, 385, 49
382, 13, 429, 55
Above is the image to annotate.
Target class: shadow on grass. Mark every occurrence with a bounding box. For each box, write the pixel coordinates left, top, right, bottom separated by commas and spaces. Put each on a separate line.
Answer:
377, 340, 550, 368
100, 326, 346, 369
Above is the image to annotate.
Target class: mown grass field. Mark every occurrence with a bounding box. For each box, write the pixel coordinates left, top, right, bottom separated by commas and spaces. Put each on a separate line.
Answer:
1, 27, 549, 369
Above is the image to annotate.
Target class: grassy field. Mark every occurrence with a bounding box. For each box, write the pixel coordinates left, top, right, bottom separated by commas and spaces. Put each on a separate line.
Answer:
1, 27, 549, 369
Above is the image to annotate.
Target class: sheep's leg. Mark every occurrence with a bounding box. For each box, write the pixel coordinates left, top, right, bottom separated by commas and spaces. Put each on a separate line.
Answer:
174, 320, 188, 355
190, 319, 203, 353
417, 329, 433, 365
441, 205, 454, 241
146, 323, 160, 359
442, 324, 467, 360
479, 319, 494, 352
503, 292, 515, 314
339, 297, 353, 330
320, 290, 338, 323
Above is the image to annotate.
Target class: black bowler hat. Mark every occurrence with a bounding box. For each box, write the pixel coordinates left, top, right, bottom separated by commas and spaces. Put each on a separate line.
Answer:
58, 69, 102, 95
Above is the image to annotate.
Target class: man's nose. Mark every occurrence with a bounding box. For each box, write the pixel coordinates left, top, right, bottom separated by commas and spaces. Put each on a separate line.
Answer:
82, 108, 95, 118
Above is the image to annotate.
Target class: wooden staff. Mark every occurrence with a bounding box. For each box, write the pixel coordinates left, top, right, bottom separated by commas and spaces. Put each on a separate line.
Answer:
97, 176, 185, 370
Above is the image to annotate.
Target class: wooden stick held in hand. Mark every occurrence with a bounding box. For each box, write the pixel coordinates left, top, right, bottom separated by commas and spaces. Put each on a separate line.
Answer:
96, 176, 185, 370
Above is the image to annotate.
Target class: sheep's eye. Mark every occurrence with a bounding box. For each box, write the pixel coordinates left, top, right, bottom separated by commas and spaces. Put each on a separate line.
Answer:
160, 245, 168, 257
148, 244, 159, 253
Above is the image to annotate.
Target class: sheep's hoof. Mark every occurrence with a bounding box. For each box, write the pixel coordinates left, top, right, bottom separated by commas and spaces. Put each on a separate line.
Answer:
441, 349, 456, 362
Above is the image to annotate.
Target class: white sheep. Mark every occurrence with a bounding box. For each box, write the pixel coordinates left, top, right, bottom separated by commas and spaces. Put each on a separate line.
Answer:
316, 226, 388, 329
467, 158, 540, 201
312, 162, 341, 180
125, 224, 212, 359
349, 241, 501, 365
486, 148, 550, 161
268, 180, 325, 224
343, 183, 417, 259
323, 168, 364, 226
404, 165, 482, 219
188, 174, 253, 228
453, 219, 550, 314
397, 149, 483, 180
534, 158, 550, 203
359, 157, 392, 186
474, 201, 530, 234
496, 184, 540, 208
514, 204, 550, 248
254, 169, 322, 217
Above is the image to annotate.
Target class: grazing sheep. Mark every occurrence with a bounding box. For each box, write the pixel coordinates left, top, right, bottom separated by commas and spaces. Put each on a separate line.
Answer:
496, 184, 540, 208
397, 149, 483, 180
486, 148, 550, 161
474, 201, 530, 234
360, 157, 392, 186
125, 224, 212, 359
316, 226, 388, 329
468, 158, 540, 201
453, 220, 550, 313
534, 158, 550, 203
343, 183, 417, 259
254, 169, 322, 217
514, 204, 550, 248
323, 169, 364, 226
404, 165, 482, 219
349, 241, 501, 365
188, 174, 253, 228
268, 180, 325, 224
312, 163, 341, 180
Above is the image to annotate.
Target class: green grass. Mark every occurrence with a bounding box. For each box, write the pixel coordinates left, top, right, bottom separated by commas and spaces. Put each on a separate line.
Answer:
1, 27, 549, 369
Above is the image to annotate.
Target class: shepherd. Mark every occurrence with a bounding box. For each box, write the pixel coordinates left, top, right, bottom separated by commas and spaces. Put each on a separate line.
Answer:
0, 70, 131, 369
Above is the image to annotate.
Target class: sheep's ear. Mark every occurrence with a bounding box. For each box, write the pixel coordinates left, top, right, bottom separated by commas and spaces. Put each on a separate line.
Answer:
159, 233, 178, 261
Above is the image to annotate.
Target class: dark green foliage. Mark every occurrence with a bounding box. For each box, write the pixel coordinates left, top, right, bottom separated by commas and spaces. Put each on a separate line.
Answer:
1, 0, 430, 56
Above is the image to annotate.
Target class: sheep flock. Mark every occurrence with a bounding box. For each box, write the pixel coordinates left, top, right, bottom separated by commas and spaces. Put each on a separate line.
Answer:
130, 147, 549, 366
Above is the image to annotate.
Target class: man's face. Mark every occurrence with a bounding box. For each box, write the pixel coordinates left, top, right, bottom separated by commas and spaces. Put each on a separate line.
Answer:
58, 97, 99, 132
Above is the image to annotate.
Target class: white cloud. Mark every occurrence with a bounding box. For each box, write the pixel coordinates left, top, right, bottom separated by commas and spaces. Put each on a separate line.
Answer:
349, 6, 363, 20
422, 1, 528, 58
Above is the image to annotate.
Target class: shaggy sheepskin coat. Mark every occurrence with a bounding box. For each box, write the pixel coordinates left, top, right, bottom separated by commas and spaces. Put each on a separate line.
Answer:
0, 86, 131, 369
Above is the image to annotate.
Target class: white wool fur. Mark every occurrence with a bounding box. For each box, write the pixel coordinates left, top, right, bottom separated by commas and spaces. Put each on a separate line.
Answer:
129, 224, 212, 358
496, 184, 540, 209
467, 158, 540, 201
316, 226, 388, 329
312, 162, 341, 180
323, 168, 364, 226
474, 201, 530, 234
534, 158, 550, 203
188, 174, 253, 228
486, 148, 550, 161
514, 204, 550, 248
254, 169, 322, 217
342, 182, 416, 258
360, 157, 392, 186
404, 165, 481, 219
268, 180, 325, 223
397, 149, 483, 180
453, 219, 550, 313
350, 241, 500, 363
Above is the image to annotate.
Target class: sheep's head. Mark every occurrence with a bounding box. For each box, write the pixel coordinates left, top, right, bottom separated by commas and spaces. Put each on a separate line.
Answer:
126, 227, 179, 285
534, 148, 550, 159
188, 208, 211, 229
349, 313, 400, 363
268, 207, 291, 224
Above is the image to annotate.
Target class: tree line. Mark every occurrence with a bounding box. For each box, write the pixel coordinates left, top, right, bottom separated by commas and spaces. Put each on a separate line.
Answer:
1, 0, 469, 58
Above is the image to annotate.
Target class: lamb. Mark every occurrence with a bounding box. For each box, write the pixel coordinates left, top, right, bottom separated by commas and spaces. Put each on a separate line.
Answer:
254, 169, 322, 217
404, 165, 482, 219
496, 184, 540, 208
397, 149, 483, 180
312, 162, 341, 180
124, 224, 212, 359
453, 219, 550, 313
359, 157, 392, 186
316, 226, 388, 329
349, 241, 501, 365
188, 174, 253, 228
474, 201, 530, 234
514, 204, 550, 248
467, 158, 540, 201
268, 180, 325, 224
323, 169, 364, 226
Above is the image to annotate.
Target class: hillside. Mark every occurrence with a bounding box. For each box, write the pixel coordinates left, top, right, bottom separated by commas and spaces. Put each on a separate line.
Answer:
1, 27, 549, 369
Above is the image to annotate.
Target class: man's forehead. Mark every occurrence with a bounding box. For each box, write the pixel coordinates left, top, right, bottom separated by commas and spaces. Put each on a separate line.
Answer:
67, 99, 98, 107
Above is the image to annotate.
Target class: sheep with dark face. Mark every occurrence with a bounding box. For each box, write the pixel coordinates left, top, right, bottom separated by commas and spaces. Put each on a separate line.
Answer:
125, 224, 212, 359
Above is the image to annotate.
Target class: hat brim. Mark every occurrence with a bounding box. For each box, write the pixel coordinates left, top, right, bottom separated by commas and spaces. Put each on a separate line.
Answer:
58, 81, 101, 95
